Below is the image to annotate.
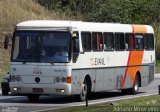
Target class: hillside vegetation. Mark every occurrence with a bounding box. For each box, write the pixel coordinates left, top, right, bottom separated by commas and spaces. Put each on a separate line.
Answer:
0, 0, 75, 35
0, 0, 74, 77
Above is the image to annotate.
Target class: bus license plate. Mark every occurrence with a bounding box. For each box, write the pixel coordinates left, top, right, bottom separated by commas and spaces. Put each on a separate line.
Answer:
33, 88, 43, 93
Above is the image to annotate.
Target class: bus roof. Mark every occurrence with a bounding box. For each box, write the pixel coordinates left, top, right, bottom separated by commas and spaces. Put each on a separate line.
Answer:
16, 20, 154, 33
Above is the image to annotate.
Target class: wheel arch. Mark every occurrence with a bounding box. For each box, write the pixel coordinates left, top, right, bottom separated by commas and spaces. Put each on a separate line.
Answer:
84, 74, 92, 93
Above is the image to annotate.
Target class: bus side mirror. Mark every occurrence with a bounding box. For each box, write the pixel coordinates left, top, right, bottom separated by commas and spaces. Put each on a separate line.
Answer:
4, 36, 9, 49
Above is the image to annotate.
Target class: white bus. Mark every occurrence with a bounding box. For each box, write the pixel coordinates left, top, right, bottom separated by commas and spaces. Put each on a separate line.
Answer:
5, 20, 155, 101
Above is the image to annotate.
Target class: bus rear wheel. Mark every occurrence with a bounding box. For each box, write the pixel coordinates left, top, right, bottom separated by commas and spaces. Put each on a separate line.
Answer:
121, 75, 139, 95
27, 94, 40, 102
130, 75, 139, 94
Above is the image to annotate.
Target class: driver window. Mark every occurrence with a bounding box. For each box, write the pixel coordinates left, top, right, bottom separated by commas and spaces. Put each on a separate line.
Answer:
72, 31, 79, 63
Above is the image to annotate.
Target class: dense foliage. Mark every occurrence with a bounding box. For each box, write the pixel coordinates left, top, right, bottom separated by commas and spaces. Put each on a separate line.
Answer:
36, 0, 160, 26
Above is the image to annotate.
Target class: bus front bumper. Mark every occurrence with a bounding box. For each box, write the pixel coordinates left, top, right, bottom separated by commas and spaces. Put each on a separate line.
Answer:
10, 82, 72, 95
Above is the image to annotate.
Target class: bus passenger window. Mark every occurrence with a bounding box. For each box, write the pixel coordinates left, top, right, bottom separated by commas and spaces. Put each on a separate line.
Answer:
144, 34, 154, 50
103, 32, 114, 50
81, 32, 91, 52
125, 33, 134, 50
92, 32, 103, 51
135, 34, 144, 50
115, 33, 125, 50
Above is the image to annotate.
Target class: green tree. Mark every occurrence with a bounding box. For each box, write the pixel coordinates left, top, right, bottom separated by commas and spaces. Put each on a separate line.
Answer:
84, 0, 160, 25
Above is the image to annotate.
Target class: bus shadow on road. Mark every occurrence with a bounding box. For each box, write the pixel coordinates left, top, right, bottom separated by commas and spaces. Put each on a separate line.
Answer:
88, 91, 145, 101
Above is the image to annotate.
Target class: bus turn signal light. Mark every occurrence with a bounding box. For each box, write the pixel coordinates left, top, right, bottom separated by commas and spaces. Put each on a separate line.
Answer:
66, 76, 72, 83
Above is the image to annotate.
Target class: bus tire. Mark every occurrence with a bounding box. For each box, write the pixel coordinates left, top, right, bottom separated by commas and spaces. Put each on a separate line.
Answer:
2, 90, 9, 95
130, 75, 139, 94
79, 79, 88, 102
121, 89, 129, 95
27, 94, 39, 102
121, 75, 139, 95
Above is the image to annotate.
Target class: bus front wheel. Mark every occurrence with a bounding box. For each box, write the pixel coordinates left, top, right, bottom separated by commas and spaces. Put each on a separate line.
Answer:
2, 90, 9, 95
80, 79, 88, 101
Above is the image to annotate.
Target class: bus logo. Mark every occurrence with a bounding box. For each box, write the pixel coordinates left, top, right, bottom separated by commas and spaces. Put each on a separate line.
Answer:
33, 65, 42, 74
90, 58, 105, 66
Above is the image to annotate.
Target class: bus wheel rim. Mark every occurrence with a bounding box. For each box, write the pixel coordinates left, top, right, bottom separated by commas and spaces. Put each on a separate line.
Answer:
134, 80, 139, 92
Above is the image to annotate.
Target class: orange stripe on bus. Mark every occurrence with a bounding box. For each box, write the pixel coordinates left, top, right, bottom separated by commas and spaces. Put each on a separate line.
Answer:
132, 25, 147, 33
121, 25, 146, 89
127, 51, 144, 83
121, 51, 132, 88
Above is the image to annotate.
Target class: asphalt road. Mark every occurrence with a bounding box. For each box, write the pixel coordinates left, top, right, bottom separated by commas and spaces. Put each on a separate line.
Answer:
0, 76, 159, 112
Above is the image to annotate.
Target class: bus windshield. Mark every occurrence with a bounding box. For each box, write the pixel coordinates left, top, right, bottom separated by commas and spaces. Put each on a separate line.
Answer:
11, 31, 71, 63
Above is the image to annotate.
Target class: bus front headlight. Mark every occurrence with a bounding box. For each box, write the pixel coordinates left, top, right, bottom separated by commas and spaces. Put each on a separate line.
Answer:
54, 76, 70, 83
11, 75, 21, 82
61, 77, 66, 82
55, 77, 60, 82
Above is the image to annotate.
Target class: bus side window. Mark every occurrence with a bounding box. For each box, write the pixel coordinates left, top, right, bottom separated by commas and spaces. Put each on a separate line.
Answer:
103, 32, 114, 50
81, 32, 91, 52
144, 33, 154, 50
135, 34, 144, 50
115, 33, 125, 50
125, 33, 134, 50
92, 32, 103, 51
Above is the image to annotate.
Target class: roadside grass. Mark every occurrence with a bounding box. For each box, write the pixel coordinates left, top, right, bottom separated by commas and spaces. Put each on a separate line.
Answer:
156, 59, 160, 73
0, 48, 10, 81
46, 95, 160, 112
115, 95, 160, 106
